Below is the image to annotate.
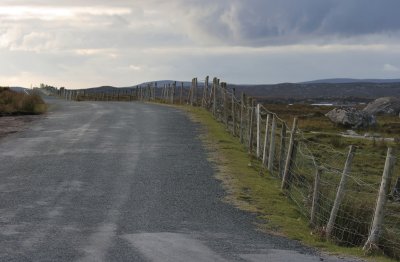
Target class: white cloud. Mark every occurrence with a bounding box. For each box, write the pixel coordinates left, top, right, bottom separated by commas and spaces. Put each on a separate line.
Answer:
383, 63, 400, 72
129, 65, 142, 71
0, 6, 131, 21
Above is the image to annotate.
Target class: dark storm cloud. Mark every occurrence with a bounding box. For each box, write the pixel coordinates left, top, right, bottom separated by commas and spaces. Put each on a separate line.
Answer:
177, 0, 400, 45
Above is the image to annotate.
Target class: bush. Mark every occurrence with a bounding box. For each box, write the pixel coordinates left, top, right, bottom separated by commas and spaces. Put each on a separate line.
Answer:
0, 88, 46, 115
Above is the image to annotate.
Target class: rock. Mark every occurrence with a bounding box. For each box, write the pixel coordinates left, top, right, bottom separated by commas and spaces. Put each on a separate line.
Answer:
363, 97, 400, 115
344, 130, 359, 136
364, 133, 381, 138
325, 107, 376, 129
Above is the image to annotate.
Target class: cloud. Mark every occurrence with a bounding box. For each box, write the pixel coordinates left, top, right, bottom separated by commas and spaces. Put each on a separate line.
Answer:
383, 63, 400, 72
1, 1, 400, 88
171, 0, 400, 46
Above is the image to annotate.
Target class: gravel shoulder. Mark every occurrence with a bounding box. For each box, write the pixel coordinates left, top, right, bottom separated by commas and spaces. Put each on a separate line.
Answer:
0, 115, 43, 140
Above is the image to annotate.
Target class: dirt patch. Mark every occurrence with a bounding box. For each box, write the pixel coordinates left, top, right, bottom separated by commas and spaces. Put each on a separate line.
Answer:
0, 115, 42, 140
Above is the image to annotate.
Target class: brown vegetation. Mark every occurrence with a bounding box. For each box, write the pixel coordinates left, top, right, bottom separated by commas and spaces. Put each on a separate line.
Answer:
0, 87, 46, 115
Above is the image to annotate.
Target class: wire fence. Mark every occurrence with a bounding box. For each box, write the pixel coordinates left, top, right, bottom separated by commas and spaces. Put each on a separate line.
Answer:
52, 77, 400, 260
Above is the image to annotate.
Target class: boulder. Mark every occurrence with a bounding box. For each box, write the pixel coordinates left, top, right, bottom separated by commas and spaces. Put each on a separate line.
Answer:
363, 97, 400, 115
325, 107, 376, 129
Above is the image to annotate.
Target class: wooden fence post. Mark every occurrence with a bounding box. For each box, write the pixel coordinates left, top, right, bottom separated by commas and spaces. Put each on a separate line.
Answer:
248, 99, 255, 154
256, 104, 261, 158
268, 115, 277, 173
310, 168, 322, 227
202, 76, 209, 108
278, 123, 287, 178
194, 77, 198, 106
222, 83, 228, 128
363, 147, 396, 252
326, 145, 356, 238
212, 78, 217, 116
232, 88, 236, 136
262, 114, 271, 167
281, 118, 298, 190
240, 93, 245, 144
180, 82, 183, 104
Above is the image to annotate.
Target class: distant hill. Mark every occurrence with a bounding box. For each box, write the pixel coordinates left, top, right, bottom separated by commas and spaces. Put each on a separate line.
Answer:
231, 82, 400, 103
140, 80, 192, 87
85, 80, 194, 92
300, 78, 400, 84
10, 87, 29, 93
82, 78, 400, 103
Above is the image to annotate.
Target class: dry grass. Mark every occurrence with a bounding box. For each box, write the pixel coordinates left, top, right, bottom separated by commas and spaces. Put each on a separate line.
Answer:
0, 87, 47, 115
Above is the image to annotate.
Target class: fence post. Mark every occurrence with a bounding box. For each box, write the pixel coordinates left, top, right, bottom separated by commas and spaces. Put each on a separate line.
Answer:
179, 82, 183, 104
262, 114, 271, 167
310, 168, 322, 227
202, 76, 209, 108
256, 104, 261, 158
232, 88, 236, 136
281, 118, 298, 190
248, 99, 255, 154
363, 147, 396, 252
212, 78, 217, 116
278, 123, 287, 178
240, 93, 245, 144
154, 82, 157, 101
171, 82, 176, 104
223, 83, 228, 128
326, 145, 356, 238
194, 77, 198, 106
268, 115, 277, 173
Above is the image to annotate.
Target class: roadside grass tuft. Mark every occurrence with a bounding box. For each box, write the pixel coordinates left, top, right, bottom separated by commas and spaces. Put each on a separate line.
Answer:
181, 105, 395, 262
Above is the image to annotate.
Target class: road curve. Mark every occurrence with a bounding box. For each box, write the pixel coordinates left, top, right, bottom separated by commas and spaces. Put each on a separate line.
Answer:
0, 97, 356, 261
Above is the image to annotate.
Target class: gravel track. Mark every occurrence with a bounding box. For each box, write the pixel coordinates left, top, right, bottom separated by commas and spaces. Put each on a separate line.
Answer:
0, 97, 359, 261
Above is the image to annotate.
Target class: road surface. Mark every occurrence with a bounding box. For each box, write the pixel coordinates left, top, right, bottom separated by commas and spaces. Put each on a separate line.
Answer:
0, 97, 358, 261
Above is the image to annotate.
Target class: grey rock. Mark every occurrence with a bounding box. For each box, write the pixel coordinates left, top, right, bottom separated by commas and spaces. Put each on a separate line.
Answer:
344, 130, 359, 136
363, 97, 400, 115
326, 107, 376, 128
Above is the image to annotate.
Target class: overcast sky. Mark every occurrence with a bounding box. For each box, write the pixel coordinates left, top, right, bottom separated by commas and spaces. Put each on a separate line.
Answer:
1, 0, 400, 88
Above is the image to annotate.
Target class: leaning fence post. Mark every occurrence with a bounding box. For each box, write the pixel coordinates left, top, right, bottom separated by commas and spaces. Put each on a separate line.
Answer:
310, 168, 322, 227
268, 115, 277, 173
326, 145, 356, 238
363, 147, 396, 252
281, 118, 298, 190
256, 104, 262, 158
262, 114, 271, 167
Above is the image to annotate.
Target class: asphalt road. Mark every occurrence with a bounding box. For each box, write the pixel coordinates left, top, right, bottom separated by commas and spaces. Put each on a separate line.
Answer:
0, 97, 358, 261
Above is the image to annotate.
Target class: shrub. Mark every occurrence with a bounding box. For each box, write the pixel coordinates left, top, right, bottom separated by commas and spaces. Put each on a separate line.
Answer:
0, 88, 46, 115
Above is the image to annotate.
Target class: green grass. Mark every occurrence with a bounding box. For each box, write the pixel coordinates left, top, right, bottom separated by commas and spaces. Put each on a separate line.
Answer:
180, 105, 396, 262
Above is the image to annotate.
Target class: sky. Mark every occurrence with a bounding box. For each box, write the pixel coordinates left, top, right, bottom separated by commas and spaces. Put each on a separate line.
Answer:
1, 0, 400, 89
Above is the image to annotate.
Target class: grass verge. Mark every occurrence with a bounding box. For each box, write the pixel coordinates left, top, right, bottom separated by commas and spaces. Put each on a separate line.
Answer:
181, 105, 394, 262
